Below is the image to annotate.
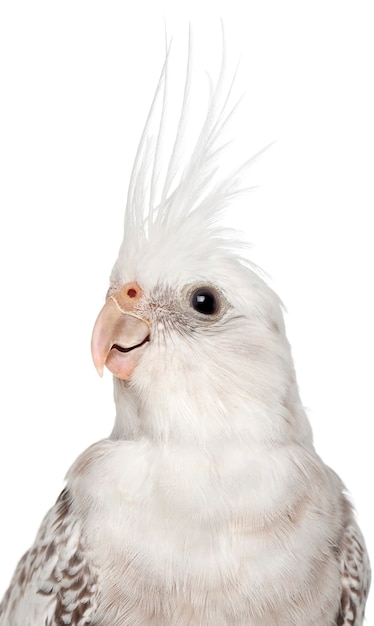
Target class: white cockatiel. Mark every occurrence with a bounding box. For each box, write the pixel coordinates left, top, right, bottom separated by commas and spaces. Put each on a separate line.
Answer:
0, 41, 370, 626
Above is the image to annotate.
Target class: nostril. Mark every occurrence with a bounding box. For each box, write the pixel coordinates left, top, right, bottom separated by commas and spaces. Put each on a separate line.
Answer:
112, 282, 142, 309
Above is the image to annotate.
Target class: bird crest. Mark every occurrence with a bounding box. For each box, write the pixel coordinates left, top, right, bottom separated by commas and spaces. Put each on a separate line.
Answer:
111, 32, 261, 288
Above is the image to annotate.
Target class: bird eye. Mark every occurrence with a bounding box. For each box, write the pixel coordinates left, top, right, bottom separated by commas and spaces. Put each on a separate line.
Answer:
190, 288, 220, 315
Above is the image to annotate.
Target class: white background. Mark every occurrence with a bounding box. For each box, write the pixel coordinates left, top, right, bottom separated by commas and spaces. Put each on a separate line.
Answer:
0, 0, 373, 620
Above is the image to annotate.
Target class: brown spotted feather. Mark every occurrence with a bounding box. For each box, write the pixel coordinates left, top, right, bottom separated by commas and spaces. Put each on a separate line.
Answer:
336, 523, 371, 626
0, 489, 98, 626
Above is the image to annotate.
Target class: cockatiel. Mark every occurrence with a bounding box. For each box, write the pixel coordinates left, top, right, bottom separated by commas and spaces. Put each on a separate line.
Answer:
0, 40, 370, 626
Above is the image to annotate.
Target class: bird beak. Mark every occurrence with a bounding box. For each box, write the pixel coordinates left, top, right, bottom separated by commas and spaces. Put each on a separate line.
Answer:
91, 282, 150, 380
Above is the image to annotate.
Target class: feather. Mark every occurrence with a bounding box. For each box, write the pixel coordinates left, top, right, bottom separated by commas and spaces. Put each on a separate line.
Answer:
115, 30, 255, 287
0, 489, 97, 625
337, 523, 371, 625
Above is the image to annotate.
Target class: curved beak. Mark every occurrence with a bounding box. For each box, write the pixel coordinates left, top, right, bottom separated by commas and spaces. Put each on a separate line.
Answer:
91, 282, 150, 380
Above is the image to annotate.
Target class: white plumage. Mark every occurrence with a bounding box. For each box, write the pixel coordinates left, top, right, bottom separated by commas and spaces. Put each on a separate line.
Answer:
0, 37, 370, 625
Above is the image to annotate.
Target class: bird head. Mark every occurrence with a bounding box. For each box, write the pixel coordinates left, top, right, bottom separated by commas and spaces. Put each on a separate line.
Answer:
91, 43, 312, 447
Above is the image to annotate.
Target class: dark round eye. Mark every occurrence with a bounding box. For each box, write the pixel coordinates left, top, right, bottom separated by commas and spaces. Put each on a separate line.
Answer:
190, 288, 220, 315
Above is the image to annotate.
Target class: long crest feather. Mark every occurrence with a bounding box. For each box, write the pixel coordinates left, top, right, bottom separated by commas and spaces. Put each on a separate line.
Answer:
123, 30, 250, 238
114, 28, 272, 288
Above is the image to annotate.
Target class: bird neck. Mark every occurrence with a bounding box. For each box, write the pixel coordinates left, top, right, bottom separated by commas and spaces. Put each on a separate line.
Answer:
110, 374, 313, 450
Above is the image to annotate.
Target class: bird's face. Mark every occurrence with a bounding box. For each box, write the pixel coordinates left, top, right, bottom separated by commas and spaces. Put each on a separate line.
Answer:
91, 249, 289, 404
91, 275, 232, 382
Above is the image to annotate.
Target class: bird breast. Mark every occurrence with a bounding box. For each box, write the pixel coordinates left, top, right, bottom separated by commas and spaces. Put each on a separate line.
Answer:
66, 437, 343, 625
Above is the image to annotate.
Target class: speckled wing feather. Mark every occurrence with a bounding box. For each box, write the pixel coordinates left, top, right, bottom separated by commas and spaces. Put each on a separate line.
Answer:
0, 489, 98, 626
337, 523, 371, 625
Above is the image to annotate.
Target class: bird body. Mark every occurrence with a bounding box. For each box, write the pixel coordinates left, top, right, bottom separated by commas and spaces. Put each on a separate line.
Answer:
0, 40, 370, 625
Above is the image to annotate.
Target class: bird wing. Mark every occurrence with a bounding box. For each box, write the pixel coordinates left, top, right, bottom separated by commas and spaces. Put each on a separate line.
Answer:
0, 488, 98, 626
337, 522, 371, 625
